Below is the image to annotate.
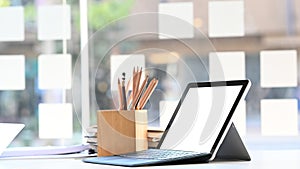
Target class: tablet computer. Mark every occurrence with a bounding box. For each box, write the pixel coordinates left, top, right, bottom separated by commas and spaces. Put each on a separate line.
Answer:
83, 80, 251, 166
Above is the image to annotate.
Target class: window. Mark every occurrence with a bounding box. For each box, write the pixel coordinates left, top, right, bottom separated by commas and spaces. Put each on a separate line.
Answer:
1, 0, 300, 149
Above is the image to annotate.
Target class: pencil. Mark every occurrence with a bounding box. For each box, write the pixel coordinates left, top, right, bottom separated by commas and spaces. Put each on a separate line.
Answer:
135, 67, 142, 99
137, 78, 158, 110
137, 79, 155, 110
118, 78, 123, 110
127, 92, 133, 106
125, 78, 131, 97
131, 75, 149, 110
132, 67, 136, 104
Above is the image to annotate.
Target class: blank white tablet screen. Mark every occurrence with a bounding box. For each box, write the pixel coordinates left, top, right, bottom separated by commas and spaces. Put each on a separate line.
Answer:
160, 85, 242, 153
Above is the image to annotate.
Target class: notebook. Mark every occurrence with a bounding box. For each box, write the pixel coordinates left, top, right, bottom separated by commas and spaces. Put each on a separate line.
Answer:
83, 80, 251, 166
0, 123, 24, 156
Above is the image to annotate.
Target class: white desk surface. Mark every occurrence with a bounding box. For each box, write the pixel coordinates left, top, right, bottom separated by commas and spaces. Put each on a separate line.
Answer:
1, 149, 300, 169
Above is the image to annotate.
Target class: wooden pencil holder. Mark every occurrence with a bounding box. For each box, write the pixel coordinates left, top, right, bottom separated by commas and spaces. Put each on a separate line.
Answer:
97, 109, 148, 156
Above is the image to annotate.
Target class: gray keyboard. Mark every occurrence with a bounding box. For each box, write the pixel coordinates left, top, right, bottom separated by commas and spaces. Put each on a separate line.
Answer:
119, 149, 210, 160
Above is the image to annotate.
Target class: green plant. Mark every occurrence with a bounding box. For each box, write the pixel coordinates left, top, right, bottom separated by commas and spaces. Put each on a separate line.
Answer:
0, 0, 10, 7
24, 3, 36, 23
88, 0, 134, 30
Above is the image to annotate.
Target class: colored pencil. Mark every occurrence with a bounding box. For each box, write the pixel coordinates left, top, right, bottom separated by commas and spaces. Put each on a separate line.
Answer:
137, 78, 158, 110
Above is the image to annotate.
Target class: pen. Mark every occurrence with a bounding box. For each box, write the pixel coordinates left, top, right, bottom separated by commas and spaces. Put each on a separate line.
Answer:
121, 72, 127, 110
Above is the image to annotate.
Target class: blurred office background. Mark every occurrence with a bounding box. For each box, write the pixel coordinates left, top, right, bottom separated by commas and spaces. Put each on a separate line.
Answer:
0, 0, 300, 147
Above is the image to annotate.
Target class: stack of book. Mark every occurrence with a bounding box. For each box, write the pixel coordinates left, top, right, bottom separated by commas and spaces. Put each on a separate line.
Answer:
147, 128, 164, 148
85, 125, 165, 150
85, 125, 97, 154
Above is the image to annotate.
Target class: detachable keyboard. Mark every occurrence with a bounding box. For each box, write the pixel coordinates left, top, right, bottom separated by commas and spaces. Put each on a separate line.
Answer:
83, 149, 212, 166
119, 149, 210, 161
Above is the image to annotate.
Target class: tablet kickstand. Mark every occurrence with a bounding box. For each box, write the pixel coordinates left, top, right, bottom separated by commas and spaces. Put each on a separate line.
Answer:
214, 123, 251, 161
